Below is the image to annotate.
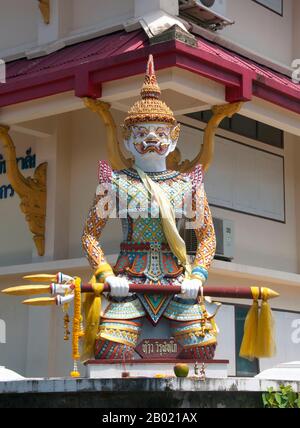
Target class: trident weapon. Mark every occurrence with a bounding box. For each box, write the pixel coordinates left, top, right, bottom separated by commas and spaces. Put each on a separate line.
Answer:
2, 272, 280, 378
2, 273, 279, 304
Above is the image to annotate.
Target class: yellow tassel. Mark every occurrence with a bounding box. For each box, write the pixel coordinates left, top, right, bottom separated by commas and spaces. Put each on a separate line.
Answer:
70, 360, 80, 378
81, 278, 104, 362
70, 371, 80, 378
255, 288, 276, 358
72, 277, 82, 362
239, 287, 259, 360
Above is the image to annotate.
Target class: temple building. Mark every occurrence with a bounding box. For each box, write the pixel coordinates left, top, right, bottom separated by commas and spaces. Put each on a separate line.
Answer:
0, 0, 300, 385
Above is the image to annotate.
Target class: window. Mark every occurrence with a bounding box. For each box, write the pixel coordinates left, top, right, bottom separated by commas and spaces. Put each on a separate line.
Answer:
186, 111, 284, 149
253, 0, 283, 15
178, 123, 285, 222
235, 306, 259, 377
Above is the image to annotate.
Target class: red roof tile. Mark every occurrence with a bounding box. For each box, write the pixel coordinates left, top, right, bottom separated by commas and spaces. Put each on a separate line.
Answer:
196, 37, 300, 94
0, 29, 299, 114
5, 30, 148, 80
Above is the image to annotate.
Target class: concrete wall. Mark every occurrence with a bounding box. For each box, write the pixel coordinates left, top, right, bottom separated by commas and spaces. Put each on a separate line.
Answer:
71, 0, 134, 33
293, 0, 300, 59
68, 108, 126, 260
184, 120, 300, 274
0, 132, 37, 266
0, 378, 299, 408
222, 0, 294, 66
210, 132, 298, 273
0, 0, 37, 54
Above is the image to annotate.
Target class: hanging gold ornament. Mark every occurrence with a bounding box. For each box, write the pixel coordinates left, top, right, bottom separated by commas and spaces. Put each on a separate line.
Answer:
64, 313, 70, 341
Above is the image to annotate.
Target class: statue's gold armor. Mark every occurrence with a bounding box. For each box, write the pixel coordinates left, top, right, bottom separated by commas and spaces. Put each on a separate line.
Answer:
82, 160, 219, 360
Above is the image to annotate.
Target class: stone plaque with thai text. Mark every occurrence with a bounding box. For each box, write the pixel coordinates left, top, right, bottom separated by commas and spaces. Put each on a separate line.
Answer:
135, 338, 182, 360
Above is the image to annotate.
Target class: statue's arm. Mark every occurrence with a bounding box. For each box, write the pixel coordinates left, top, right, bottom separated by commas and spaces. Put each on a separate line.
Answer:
81, 190, 112, 273
191, 189, 216, 283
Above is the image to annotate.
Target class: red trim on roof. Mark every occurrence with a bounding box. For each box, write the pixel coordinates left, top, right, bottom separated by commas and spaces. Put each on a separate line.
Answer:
0, 29, 299, 114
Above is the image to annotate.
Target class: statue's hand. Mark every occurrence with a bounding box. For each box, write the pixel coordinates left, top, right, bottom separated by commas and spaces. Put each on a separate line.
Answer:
106, 276, 130, 298
50, 283, 75, 306
180, 278, 202, 300
51, 283, 74, 296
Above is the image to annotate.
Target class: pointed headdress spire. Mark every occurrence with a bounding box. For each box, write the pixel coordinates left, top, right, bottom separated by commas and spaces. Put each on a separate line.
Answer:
140, 54, 161, 99
124, 55, 176, 127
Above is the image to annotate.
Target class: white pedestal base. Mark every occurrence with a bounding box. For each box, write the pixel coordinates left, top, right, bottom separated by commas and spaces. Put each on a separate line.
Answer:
86, 360, 229, 379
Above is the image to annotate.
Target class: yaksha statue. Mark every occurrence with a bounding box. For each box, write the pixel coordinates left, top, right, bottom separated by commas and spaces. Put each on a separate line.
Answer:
81, 55, 220, 362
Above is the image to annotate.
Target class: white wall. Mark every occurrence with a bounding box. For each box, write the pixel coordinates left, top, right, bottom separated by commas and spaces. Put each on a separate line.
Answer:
71, 0, 134, 33
0, 132, 37, 266
179, 117, 299, 274
295, 142, 300, 273
293, 0, 300, 59
209, 132, 298, 273
222, 0, 294, 67
0, 0, 135, 59
67, 108, 126, 260
134, 0, 179, 17
0, 0, 37, 53
214, 305, 236, 376
260, 309, 300, 372
0, 293, 28, 376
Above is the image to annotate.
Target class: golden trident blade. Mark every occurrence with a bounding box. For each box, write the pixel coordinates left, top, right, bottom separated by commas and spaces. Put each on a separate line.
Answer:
2, 285, 51, 296
22, 297, 56, 306
23, 274, 57, 283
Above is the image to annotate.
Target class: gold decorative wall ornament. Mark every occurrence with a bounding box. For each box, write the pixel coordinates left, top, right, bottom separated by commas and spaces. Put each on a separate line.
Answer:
85, 97, 243, 174
194, 102, 243, 173
0, 125, 47, 256
38, 0, 50, 25
84, 98, 132, 170
168, 102, 244, 173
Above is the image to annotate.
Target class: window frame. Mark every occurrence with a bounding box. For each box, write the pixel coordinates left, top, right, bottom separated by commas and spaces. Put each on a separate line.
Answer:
186, 111, 284, 150
178, 119, 286, 224
252, 0, 283, 16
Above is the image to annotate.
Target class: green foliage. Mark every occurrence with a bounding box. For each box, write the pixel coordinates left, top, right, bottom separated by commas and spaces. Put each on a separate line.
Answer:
262, 385, 300, 408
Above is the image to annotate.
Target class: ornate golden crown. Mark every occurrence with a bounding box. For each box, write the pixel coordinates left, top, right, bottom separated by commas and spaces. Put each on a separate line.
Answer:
124, 55, 177, 127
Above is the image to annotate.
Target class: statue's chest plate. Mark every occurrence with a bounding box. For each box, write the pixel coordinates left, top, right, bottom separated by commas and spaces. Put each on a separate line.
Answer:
113, 170, 193, 219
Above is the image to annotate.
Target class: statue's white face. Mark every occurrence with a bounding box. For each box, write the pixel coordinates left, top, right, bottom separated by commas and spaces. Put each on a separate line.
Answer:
124, 122, 178, 164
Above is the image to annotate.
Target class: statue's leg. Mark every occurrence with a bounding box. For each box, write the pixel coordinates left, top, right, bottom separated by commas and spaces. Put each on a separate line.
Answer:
170, 320, 217, 360
94, 293, 146, 360
95, 318, 143, 360
165, 295, 219, 361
